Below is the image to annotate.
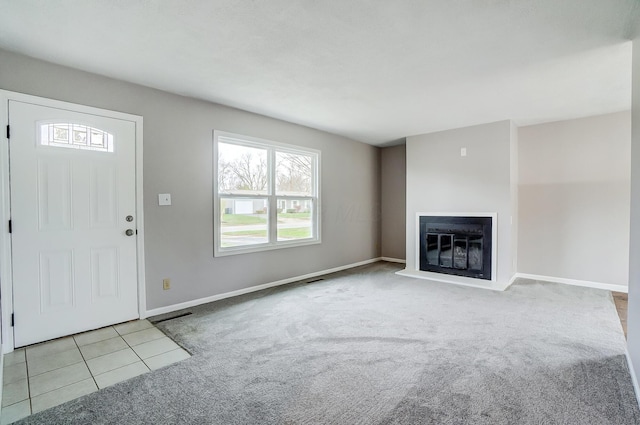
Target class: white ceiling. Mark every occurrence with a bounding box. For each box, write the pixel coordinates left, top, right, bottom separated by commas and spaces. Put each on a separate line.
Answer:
0, 1, 638, 146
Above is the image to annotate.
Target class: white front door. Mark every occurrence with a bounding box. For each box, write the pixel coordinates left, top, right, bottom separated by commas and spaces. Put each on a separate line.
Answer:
9, 100, 139, 347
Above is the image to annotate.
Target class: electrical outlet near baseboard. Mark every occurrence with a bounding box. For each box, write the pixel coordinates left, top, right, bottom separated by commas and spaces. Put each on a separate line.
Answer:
163, 278, 171, 290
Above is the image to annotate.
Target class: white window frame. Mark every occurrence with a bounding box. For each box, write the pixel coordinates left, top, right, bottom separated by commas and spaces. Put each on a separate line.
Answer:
213, 130, 321, 256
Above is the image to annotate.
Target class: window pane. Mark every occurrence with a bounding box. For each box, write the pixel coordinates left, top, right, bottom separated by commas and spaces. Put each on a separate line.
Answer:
276, 151, 313, 196
220, 198, 268, 247
40, 123, 113, 152
218, 142, 268, 195
277, 199, 312, 241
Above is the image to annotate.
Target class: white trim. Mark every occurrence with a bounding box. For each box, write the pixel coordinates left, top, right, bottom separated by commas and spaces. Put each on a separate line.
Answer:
398, 270, 629, 293
135, 119, 147, 319
0, 93, 13, 354
515, 273, 628, 293
396, 268, 509, 291
626, 349, 640, 410
0, 90, 145, 352
0, 343, 4, 417
381, 257, 406, 264
413, 212, 498, 285
146, 258, 380, 317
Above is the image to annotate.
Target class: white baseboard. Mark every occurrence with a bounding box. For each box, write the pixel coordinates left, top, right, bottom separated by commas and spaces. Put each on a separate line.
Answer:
144, 263, 628, 319
626, 349, 640, 410
0, 343, 3, 418
515, 273, 628, 293
145, 258, 382, 318
380, 257, 406, 264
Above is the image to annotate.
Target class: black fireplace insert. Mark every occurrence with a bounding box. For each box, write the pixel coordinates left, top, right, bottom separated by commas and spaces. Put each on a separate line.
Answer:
419, 215, 492, 280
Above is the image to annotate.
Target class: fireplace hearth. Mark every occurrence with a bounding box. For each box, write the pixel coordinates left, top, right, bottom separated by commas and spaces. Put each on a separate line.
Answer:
419, 215, 492, 280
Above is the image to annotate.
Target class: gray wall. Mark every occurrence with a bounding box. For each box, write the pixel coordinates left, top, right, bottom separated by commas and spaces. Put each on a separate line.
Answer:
380, 144, 406, 260
629, 36, 640, 395
518, 112, 631, 287
405, 121, 516, 289
0, 49, 381, 311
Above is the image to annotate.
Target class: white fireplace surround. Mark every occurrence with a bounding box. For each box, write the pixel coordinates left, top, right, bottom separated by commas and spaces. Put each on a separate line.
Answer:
397, 212, 499, 290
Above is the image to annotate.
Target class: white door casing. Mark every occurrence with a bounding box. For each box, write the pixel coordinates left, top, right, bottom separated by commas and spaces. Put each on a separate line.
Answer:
0, 93, 145, 349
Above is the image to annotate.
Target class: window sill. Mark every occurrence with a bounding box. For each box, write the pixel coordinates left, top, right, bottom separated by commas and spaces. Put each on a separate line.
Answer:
214, 238, 321, 257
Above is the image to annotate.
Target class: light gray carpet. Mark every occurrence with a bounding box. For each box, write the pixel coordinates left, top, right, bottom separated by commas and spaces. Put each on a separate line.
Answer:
19, 262, 640, 424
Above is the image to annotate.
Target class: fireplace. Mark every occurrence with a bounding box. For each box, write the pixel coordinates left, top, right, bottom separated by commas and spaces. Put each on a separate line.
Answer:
419, 215, 493, 280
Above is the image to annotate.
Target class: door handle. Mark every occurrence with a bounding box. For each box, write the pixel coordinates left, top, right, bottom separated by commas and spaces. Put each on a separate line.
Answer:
125, 229, 134, 236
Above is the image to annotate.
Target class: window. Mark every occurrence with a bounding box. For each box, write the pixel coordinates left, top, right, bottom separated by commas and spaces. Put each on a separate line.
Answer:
39, 123, 114, 152
214, 131, 320, 256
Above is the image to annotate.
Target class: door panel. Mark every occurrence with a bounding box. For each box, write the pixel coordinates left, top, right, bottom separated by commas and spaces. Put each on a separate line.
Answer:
90, 163, 118, 228
10, 100, 139, 347
39, 250, 75, 312
37, 158, 73, 230
90, 247, 120, 301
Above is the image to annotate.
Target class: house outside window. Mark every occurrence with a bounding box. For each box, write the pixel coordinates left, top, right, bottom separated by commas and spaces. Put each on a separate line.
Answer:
213, 131, 321, 256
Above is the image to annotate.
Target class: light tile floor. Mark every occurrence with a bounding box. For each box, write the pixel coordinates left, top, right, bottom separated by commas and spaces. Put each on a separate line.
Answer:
0, 320, 190, 424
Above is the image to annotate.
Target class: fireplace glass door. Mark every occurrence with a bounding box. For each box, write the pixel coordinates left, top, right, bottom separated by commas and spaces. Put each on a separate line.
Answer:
419, 216, 492, 280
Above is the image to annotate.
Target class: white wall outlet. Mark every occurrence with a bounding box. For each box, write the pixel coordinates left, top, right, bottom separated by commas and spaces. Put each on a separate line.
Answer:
158, 193, 172, 206
163, 278, 171, 290
460, 147, 467, 157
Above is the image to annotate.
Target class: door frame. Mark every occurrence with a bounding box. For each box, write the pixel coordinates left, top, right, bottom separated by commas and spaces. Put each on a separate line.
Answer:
0, 90, 146, 353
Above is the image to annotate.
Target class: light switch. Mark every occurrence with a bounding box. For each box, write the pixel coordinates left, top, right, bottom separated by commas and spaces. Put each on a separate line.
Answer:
460, 147, 467, 157
158, 193, 172, 206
